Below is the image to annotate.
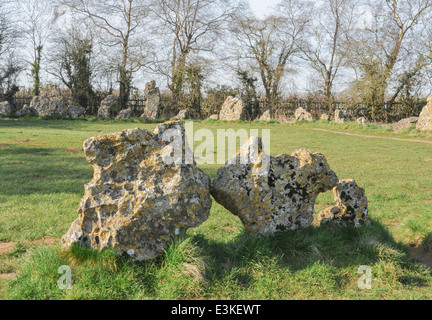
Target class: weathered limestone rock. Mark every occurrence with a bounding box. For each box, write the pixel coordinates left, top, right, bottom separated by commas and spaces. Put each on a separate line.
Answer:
393, 117, 419, 133
417, 96, 432, 131
334, 109, 345, 123
0, 101, 12, 116
61, 121, 212, 261
68, 106, 86, 119
141, 80, 161, 120
15, 105, 38, 117
294, 107, 313, 121
320, 113, 330, 121
98, 95, 118, 118
208, 114, 219, 120
30, 89, 68, 116
317, 179, 369, 228
116, 108, 133, 119
174, 109, 190, 120
259, 110, 272, 121
211, 137, 338, 235
357, 117, 368, 126
219, 96, 247, 121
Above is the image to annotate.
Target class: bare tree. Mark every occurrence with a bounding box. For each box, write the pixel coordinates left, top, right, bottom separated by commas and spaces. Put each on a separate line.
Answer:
47, 25, 98, 113
300, 0, 356, 114
0, 0, 22, 98
231, 0, 310, 111
14, 0, 53, 96
150, 0, 242, 106
349, 0, 432, 121
63, 0, 150, 108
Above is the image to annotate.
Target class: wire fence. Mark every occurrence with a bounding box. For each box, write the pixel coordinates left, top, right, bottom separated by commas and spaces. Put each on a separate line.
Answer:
1, 94, 425, 123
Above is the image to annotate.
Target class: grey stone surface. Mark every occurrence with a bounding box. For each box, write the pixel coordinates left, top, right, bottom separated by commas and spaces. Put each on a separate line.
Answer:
211, 137, 339, 235
61, 121, 212, 261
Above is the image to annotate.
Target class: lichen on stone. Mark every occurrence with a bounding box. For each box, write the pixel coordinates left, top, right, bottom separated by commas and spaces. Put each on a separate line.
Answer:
417, 95, 432, 131
210, 136, 339, 235
317, 179, 370, 228
61, 121, 212, 261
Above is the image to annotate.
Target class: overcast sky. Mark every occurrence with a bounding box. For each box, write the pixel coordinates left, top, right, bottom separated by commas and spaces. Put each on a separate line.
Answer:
248, 0, 280, 17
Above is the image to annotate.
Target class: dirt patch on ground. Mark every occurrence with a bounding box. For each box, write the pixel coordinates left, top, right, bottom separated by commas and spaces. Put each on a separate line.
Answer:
384, 220, 401, 228
0, 238, 59, 256
424, 158, 432, 162
0, 273, 17, 280
410, 247, 432, 270
0, 242, 16, 255
30, 238, 58, 246
65, 148, 83, 153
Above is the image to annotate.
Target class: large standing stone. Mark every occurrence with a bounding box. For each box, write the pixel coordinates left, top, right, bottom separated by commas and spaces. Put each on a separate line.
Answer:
317, 179, 369, 228
30, 89, 68, 116
0, 101, 12, 116
98, 95, 118, 118
141, 80, 161, 120
219, 96, 247, 121
211, 137, 339, 235
393, 117, 418, 133
61, 121, 212, 261
294, 107, 313, 121
417, 95, 432, 131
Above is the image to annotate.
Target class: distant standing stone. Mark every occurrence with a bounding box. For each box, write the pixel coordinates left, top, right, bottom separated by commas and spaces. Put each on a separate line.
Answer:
141, 80, 161, 120
116, 108, 133, 119
393, 117, 418, 133
294, 107, 313, 121
417, 95, 432, 131
219, 96, 247, 121
174, 109, 190, 120
334, 109, 345, 123
356, 117, 368, 126
30, 89, 68, 117
68, 106, 86, 119
259, 110, 272, 121
0, 101, 12, 116
320, 113, 330, 121
98, 95, 118, 118
15, 105, 38, 117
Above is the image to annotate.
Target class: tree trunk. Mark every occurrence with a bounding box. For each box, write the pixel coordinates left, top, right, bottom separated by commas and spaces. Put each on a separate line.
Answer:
119, 37, 130, 109
171, 51, 188, 109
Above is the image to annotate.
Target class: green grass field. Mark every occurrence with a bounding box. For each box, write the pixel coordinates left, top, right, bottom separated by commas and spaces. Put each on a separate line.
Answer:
1, 117, 432, 300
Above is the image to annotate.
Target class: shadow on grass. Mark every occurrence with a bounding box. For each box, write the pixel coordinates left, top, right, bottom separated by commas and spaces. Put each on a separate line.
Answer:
188, 217, 419, 290
5, 217, 430, 300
